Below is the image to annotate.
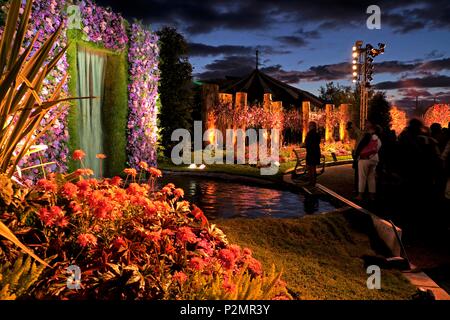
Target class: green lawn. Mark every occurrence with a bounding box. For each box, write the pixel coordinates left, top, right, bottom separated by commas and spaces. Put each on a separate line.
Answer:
216, 211, 416, 300
159, 155, 352, 182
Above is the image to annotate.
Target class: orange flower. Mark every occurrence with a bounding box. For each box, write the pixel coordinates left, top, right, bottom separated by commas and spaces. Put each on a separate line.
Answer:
37, 179, 58, 193
70, 201, 82, 214
75, 168, 94, 176
127, 183, 147, 196
96, 153, 107, 159
161, 186, 172, 195
73, 150, 86, 161
124, 168, 137, 178
110, 176, 123, 187
138, 161, 149, 170
144, 202, 157, 217
148, 167, 162, 178
174, 188, 184, 198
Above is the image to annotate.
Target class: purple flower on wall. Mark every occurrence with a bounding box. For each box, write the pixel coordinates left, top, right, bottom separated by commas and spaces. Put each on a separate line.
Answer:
127, 22, 160, 168
79, 0, 128, 50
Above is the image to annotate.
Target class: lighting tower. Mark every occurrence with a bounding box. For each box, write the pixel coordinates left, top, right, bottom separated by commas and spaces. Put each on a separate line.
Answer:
352, 41, 386, 129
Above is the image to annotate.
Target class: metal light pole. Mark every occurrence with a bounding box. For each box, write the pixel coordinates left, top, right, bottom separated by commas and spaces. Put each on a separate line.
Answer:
352, 41, 385, 129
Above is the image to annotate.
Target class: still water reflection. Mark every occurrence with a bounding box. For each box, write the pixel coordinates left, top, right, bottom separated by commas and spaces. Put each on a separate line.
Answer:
158, 175, 337, 219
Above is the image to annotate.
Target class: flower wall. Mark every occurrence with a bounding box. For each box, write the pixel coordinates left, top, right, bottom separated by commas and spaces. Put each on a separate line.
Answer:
127, 24, 160, 168
2, 0, 159, 175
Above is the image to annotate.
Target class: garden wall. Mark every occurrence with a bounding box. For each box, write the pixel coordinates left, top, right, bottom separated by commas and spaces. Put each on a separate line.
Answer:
1, 0, 159, 177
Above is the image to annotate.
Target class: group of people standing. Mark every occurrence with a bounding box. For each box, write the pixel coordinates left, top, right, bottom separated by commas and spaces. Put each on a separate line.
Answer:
347, 118, 450, 205
303, 118, 450, 207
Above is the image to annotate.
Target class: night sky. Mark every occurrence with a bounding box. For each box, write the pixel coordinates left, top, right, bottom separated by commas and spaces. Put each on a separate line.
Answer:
96, 0, 450, 111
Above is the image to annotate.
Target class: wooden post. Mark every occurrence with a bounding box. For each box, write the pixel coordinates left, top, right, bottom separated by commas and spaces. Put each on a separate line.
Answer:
302, 101, 310, 143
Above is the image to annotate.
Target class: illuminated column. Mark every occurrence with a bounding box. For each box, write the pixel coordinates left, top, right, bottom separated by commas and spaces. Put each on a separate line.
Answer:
236, 92, 247, 108
273, 101, 283, 147
325, 104, 334, 142
339, 104, 350, 142
234, 92, 247, 146
302, 101, 310, 143
202, 84, 219, 146
219, 93, 233, 105
264, 93, 272, 112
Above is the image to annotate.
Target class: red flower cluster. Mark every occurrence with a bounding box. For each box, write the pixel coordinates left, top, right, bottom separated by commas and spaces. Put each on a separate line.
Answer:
38, 206, 68, 228
37, 179, 58, 193
77, 233, 97, 247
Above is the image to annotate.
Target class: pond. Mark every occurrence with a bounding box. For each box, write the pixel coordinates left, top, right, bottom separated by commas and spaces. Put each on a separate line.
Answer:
159, 175, 337, 219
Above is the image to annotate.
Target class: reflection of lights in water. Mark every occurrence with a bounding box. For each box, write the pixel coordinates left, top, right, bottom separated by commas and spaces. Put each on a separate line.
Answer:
158, 176, 337, 218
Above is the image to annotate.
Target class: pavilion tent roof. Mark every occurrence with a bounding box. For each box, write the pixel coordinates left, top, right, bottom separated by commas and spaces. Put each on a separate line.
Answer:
221, 69, 324, 108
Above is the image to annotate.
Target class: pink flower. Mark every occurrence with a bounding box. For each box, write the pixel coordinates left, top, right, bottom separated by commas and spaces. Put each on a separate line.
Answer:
177, 227, 198, 244
218, 249, 237, 270
189, 257, 207, 271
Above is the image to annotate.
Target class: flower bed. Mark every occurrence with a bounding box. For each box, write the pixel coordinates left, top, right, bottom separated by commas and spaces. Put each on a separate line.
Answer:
0, 152, 289, 300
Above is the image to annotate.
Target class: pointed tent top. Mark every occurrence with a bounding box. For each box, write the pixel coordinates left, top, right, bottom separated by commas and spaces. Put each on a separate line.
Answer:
221, 68, 324, 108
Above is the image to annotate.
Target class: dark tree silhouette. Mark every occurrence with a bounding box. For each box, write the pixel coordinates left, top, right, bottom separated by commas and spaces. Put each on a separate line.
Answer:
157, 27, 194, 157
368, 92, 392, 132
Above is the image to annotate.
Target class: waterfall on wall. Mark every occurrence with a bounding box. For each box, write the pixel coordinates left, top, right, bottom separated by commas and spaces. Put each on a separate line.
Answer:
76, 46, 107, 176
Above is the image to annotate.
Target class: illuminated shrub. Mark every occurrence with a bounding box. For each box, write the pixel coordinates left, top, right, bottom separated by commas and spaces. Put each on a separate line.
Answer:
423, 104, 450, 128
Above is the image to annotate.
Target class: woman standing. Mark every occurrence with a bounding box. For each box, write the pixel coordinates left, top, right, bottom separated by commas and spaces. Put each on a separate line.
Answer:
355, 122, 382, 201
304, 122, 322, 186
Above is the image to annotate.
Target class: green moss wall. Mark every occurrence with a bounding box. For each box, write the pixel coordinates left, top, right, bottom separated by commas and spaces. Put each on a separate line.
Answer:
66, 29, 128, 176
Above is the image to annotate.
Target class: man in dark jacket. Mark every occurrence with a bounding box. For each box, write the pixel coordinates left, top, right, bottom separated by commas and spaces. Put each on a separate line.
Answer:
304, 122, 321, 186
